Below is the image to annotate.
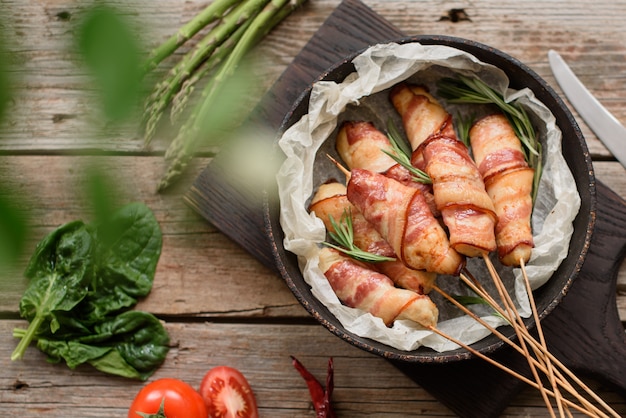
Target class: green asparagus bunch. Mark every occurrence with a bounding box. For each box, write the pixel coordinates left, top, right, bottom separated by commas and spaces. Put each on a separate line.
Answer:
142, 0, 307, 191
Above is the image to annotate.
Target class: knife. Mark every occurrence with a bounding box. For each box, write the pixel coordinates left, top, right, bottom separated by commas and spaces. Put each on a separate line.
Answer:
548, 49, 626, 169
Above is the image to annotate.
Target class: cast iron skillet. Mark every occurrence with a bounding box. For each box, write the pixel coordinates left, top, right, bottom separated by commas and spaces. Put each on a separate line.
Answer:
264, 35, 596, 363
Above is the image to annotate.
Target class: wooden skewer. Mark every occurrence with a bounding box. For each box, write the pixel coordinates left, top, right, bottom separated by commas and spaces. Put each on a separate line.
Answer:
479, 254, 559, 417
516, 258, 566, 417
475, 256, 618, 418
431, 284, 591, 416
442, 260, 616, 417
424, 323, 602, 416
326, 153, 351, 180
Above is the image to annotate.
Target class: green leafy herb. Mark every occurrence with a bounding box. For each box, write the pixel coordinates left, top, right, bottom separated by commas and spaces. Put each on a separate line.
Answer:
453, 112, 474, 147
437, 75, 543, 201
452, 294, 507, 322
11, 202, 168, 380
384, 120, 432, 184
18, 311, 169, 380
323, 210, 395, 263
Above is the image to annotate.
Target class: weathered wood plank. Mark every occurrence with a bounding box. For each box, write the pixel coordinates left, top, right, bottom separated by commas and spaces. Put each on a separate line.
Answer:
0, 0, 624, 157
2, 320, 625, 417
0, 155, 303, 317
2, 155, 625, 322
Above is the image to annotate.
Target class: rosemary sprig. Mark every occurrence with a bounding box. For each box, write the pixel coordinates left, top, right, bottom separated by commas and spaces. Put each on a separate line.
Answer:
452, 294, 507, 322
453, 112, 474, 147
437, 75, 543, 201
383, 120, 432, 184
323, 210, 396, 263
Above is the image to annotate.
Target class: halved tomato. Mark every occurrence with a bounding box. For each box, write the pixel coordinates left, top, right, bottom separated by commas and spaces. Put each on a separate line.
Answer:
128, 378, 207, 418
199, 366, 259, 418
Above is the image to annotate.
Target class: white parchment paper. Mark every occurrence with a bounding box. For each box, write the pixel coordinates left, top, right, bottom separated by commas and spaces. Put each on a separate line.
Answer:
276, 42, 581, 352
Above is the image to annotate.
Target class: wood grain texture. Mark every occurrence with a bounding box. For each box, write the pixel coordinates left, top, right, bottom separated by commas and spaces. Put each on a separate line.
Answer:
1, 320, 625, 417
0, 0, 625, 416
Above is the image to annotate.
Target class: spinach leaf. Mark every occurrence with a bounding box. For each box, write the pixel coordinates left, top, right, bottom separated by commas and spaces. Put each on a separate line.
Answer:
32, 311, 169, 380
11, 221, 95, 360
12, 202, 169, 380
79, 202, 162, 322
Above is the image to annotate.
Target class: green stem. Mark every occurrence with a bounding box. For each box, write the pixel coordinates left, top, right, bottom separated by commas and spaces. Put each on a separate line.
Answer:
143, 0, 272, 144
142, 0, 241, 74
169, 16, 254, 124
157, 0, 306, 191
11, 314, 44, 361
169, 0, 304, 124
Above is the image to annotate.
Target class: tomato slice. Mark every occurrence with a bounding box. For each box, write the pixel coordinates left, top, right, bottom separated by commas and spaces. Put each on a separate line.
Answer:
128, 378, 207, 418
199, 366, 259, 418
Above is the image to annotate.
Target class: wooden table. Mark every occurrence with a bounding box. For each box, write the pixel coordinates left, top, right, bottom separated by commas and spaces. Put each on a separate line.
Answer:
1, 0, 625, 416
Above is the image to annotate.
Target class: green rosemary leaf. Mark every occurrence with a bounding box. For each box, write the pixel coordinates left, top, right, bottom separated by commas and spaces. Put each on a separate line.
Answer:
454, 112, 474, 147
452, 294, 508, 322
384, 120, 432, 184
323, 210, 396, 263
386, 119, 412, 157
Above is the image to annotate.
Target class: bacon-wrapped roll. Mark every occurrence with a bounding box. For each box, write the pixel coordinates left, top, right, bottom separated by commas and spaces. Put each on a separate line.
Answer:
390, 83, 451, 150
336, 121, 398, 173
310, 182, 437, 294
346, 168, 464, 275
335, 120, 439, 216
416, 135, 498, 257
318, 247, 438, 328
469, 113, 535, 266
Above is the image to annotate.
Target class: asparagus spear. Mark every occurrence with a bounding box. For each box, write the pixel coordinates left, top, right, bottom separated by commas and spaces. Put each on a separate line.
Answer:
157, 0, 306, 191
143, 0, 271, 144
142, 0, 241, 74
170, 0, 305, 124
170, 16, 253, 124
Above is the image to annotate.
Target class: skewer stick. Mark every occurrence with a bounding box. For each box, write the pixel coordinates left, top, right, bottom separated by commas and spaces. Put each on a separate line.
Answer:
478, 256, 618, 418
450, 267, 612, 417
479, 254, 557, 416
425, 324, 599, 416
517, 258, 566, 417
433, 283, 566, 417
326, 153, 351, 180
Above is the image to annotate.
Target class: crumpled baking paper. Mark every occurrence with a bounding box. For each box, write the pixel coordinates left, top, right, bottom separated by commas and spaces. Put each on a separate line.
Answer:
276, 42, 581, 352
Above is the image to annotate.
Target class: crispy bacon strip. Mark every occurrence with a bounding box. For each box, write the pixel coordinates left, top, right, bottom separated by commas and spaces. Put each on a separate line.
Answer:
318, 247, 439, 328
346, 168, 464, 275
469, 113, 535, 266
390, 83, 451, 150
310, 182, 436, 294
335, 120, 439, 216
416, 134, 498, 257
336, 121, 398, 173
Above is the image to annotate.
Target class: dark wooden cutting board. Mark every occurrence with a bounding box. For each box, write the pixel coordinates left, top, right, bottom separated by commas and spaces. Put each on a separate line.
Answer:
185, 0, 626, 416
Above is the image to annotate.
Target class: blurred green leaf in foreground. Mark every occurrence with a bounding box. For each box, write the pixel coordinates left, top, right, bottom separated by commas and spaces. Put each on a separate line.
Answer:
75, 4, 143, 122
0, 189, 30, 270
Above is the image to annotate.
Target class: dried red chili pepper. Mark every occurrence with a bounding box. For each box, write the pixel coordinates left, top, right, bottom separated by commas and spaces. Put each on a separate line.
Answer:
291, 356, 336, 418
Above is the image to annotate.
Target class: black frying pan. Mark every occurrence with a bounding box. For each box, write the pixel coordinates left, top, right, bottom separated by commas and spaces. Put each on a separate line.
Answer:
264, 35, 596, 363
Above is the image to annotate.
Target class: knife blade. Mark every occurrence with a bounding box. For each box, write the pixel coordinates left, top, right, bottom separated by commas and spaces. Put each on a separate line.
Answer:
548, 49, 626, 169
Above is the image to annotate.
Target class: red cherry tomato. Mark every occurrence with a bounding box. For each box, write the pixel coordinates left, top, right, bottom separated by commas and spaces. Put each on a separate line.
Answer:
199, 366, 259, 418
128, 378, 208, 418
